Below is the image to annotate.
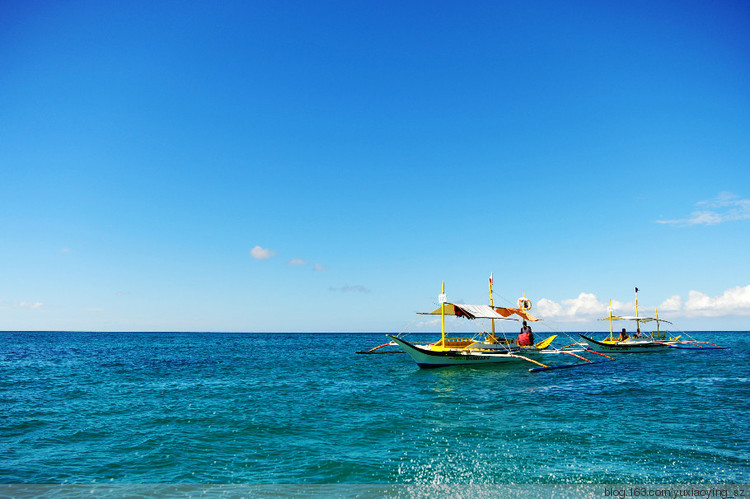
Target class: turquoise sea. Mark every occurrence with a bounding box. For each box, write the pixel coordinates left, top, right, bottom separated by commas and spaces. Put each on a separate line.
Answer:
1, 331, 748, 486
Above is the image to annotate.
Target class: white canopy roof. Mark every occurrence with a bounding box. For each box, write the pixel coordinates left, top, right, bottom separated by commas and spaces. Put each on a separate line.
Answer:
456, 304, 518, 320
601, 315, 672, 324
420, 303, 518, 320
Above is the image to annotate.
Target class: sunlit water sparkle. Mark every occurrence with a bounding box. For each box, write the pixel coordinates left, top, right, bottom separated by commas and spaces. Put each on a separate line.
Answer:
1, 331, 748, 484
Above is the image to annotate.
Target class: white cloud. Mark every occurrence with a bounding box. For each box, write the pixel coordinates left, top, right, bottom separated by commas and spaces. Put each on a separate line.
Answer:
536, 293, 612, 322
539, 285, 750, 323
562, 292, 604, 317
536, 297, 564, 317
16, 301, 44, 309
536, 294, 629, 322
656, 192, 750, 226
313, 263, 327, 271
658, 295, 683, 312
250, 245, 276, 260
681, 285, 750, 317
60, 248, 71, 254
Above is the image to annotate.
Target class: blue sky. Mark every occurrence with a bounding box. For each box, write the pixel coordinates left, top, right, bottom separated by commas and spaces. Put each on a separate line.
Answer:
1, 0, 749, 332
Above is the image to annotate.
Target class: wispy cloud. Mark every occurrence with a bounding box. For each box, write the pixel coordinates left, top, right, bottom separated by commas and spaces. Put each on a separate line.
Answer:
60, 248, 71, 254
287, 258, 327, 271
415, 317, 444, 329
250, 245, 276, 260
330, 284, 371, 293
656, 192, 750, 226
15, 301, 44, 309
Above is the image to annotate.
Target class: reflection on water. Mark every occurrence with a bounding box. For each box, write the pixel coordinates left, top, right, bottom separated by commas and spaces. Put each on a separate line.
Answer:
0, 331, 747, 484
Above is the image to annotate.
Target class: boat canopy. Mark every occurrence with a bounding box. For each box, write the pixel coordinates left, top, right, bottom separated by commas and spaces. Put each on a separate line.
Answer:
420, 303, 540, 322
600, 315, 672, 324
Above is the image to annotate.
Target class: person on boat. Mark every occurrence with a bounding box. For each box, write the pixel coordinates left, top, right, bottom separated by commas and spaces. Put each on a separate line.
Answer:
518, 321, 534, 346
618, 328, 629, 341
634, 328, 643, 338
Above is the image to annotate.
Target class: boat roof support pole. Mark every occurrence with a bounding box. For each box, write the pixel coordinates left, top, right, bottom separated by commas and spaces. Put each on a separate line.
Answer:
635, 287, 640, 333
440, 281, 446, 347
489, 273, 495, 336
655, 307, 661, 338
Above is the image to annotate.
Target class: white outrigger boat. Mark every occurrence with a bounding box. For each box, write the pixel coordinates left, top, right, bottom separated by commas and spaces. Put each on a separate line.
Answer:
384, 278, 614, 372
579, 288, 726, 353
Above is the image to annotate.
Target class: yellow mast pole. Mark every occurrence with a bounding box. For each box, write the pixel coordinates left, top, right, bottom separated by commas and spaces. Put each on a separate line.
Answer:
489, 273, 495, 337
608, 300, 613, 340
655, 307, 661, 339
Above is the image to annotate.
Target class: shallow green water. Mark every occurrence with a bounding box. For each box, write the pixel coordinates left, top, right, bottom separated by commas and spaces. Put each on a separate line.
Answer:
1, 331, 748, 484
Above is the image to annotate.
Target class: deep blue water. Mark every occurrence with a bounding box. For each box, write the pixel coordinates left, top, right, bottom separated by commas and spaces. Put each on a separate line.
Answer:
1, 331, 748, 484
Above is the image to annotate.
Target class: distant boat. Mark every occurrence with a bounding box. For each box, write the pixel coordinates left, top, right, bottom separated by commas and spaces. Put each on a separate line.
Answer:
580, 288, 726, 352
578, 332, 673, 353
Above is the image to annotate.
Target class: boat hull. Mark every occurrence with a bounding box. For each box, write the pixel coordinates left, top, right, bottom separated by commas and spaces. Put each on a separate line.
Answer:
578, 334, 672, 353
387, 335, 521, 368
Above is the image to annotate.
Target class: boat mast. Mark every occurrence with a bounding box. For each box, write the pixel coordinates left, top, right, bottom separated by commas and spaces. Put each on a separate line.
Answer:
439, 281, 447, 346
655, 307, 661, 339
489, 273, 495, 337
608, 300, 614, 340
634, 287, 640, 333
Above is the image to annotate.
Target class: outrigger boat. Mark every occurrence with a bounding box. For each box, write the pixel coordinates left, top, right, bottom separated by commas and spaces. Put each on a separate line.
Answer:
385, 277, 615, 372
579, 288, 727, 352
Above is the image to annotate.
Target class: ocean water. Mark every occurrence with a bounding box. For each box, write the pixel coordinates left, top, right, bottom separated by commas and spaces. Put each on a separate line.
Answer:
1, 331, 748, 485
